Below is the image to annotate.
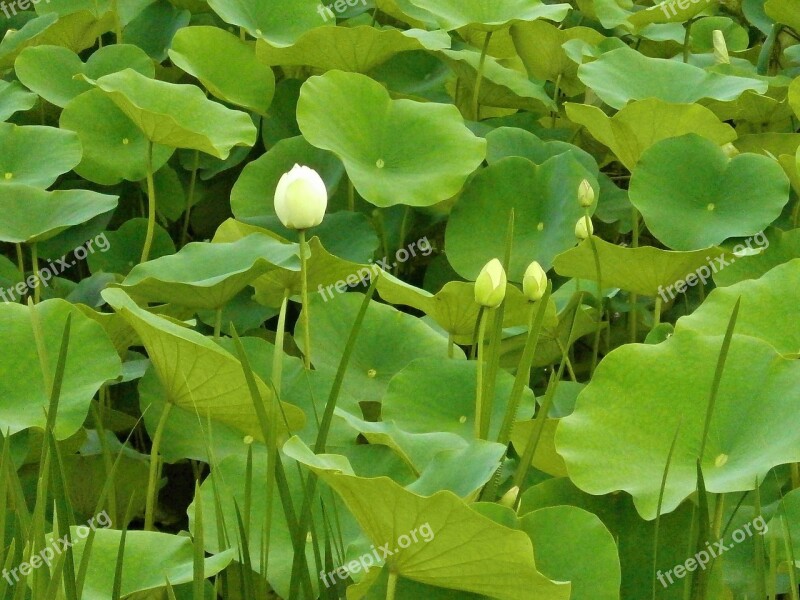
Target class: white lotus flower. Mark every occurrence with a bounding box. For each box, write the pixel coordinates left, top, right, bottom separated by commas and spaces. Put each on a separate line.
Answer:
274, 164, 328, 230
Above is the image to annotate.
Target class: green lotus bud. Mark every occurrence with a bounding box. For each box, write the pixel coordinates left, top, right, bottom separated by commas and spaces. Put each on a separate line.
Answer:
274, 164, 328, 230
721, 142, 739, 158
713, 30, 730, 64
575, 217, 594, 240
522, 261, 547, 301
474, 258, 507, 308
498, 486, 520, 508
578, 179, 595, 208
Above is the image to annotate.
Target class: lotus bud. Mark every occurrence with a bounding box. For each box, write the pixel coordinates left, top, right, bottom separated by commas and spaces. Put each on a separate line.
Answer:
474, 258, 507, 308
274, 164, 328, 230
522, 261, 547, 302
498, 486, 520, 508
712, 30, 730, 64
578, 179, 595, 208
721, 142, 739, 158
575, 217, 593, 240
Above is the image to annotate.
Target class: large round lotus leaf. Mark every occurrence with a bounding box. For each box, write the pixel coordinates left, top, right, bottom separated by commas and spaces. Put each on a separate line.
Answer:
284, 436, 571, 600
690, 17, 750, 51
564, 99, 737, 170
60, 89, 174, 185
0, 123, 82, 188
230, 135, 344, 229
381, 358, 536, 442
406, 0, 570, 30
256, 25, 450, 72
486, 127, 598, 173
519, 506, 621, 600
169, 26, 275, 115
122, 1, 191, 62
553, 236, 730, 297
119, 234, 300, 310
376, 273, 551, 343
86, 68, 257, 158
102, 288, 305, 439
713, 228, 800, 287
556, 329, 800, 519
87, 218, 175, 277
676, 258, 800, 354
0, 184, 118, 244
446, 156, 596, 280
15, 43, 154, 108
297, 70, 486, 208
511, 21, 605, 95
0, 299, 121, 439
297, 292, 458, 412
577, 46, 768, 110
65, 527, 233, 600
0, 80, 37, 121
206, 0, 331, 47
629, 134, 790, 250
438, 48, 555, 113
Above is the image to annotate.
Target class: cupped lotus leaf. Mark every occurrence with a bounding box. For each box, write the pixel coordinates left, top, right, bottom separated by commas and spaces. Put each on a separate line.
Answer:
765, 0, 800, 32
283, 436, 571, 599
87, 218, 175, 277
297, 292, 459, 411
690, 16, 750, 51
102, 288, 305, 439
376, 273, 552, 343
577, 46, 768, 109
60, 89, 175, 185
552, 236, 730, 297
0, 300, 121, 440
0, 80, 37, 121
86, 69, 257, 158
626, 0, 719, 29
564, 99, 737, 170
169, 26, 275, 115
519, 506, 621, 600
406, 0, 571, 30
22, 9, 115, 57
0, 13, 59, 69
556, 329, 800, 519
0, 184, 118, 244
15, 43, 154, 108
713, 228, 800, 287
439, 48, 555, 113
0, 123, 82, 188
119, 234, 300, 310
629, 134, 790, 250
676, 258, 800, 354
732, 132, 800, 157
206, 0, 331, 47
791, 76, 800, 119
511, 21, 606, 95
256, 25, 450, 73
381, 358, 536, 442
485, 127, 598, 173
446, 156, 597, 280
297, 70, 486, 208
65, 527, 234, 600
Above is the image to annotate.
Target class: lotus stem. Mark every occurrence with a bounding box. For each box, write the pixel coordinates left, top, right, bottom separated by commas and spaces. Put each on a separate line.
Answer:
140, 140, 156, 264
144, 401, 172, 531
299, 230, 312, 369
474, 308, 489, 439
471, 31, 493, 121
31, 243, 40, 304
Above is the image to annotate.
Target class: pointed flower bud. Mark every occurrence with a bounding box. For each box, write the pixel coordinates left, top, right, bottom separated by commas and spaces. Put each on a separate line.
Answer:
713, 30, 730, 64
578, 179, 595, 208
575, 217, 593, 240
522, 261, 547, 302
274, 164, 328, 230
474, 258, 507, 308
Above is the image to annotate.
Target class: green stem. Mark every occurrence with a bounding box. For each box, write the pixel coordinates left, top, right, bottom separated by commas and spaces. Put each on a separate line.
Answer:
386, 572, 398, 600
144, 402, 173, 531
551, 73, 562, 128
757, 24, 781, 75
299, 230, 312, 370
471, 31, 493, 121
213, 307, 223, 340
181, 149, 200, 248
653, 296, 662, 328
31, 243, 41, 304
474, 309, 489, 439
587, 226, 603, 375
111, 0, 122, 43
682, 18, 695, 63
15, 243, 24, 284
140, 140, 156, 264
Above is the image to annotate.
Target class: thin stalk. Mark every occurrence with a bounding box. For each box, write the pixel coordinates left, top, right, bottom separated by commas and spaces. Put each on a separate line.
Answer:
551, 74, 562, 128
14, 243, 24, 282
111, 0, 122, 42
757, 24, 782, 75
213, 307, 223, 340
386, 572, 398, 600
299, 230, 312, 369
31, 243, 41, 304
474, 308, 489, 439
140, 140, 156, 263
653, 296, 662, 328
180, 149, 200, 247
652, 422, 683, 600
682, 19, 695, 63
144, 402, 173, 531
586, 228, 603, 375
471, 31, 493, 121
